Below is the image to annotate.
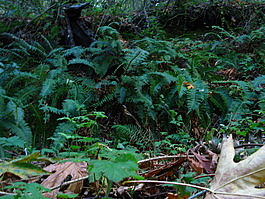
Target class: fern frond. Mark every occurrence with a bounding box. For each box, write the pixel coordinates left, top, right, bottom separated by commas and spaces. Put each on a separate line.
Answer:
39, 104, 65, 115
0, 100, 32, 146
148, 71, 177, 83
226, 99, 251, 121
1, 121, 32, 146
209, 90, 229, 115
0, 48, 24, 59
252, 75, 265, 89
50, 121, 78, 153
68, 58, 95, 70
40, 78, 57, 97
93, 92, 115, 108
148, 71, 177, 94
47, 47, 65, 58
63, 46, 86, 58
112, 124, 152, 144
98, 26, 120, 40
123, 47, 149, 72
40, 35, 54, 53
134, 37, 177, 61
0, 87, 6, 112
14, 85, 39, 104
186, 80, 209, 113
115, 86, 127, 104
62, 99, 85, 117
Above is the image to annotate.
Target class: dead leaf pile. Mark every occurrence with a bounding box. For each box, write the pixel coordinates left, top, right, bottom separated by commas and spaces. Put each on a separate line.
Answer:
3, 135, 265, 198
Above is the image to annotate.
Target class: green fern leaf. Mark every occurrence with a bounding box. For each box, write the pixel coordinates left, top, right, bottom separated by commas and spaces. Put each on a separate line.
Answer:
40, 78, 56, 97
68, 58, 95, 70
252, 75, 265, 90
123, 47, 149, 71
63, 46, 86, 58
210, 90, 229, 115
62, 99, 85, 117
186, 80, 208, 112
1, 120, 32, 147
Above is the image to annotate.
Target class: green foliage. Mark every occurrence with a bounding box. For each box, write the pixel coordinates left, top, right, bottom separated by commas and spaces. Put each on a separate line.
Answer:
154, 131, 194, 154
56, 193, 78, 199
1, 182, 50, 199
0, 7, 265, 160
1, 2, 265, 199
0, 136, 25, 157
89, 148, 143, 182
50, 112, 107, 155
174, 172, 211, 197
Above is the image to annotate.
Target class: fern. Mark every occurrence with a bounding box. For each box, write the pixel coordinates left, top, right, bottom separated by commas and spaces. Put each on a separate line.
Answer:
147, 71, 177, 94
252, 75, 265, 89
1, 33, 48, 59
62, 99, 86, 117
40, 78, 57, 97
68, 58, 95, 70
63, 46, 87, 58
93, 92, 116, 108
134, 37, 177, 61
50, 121, 78, 154
112, 124, 153, 146
209, 90, 229, 117
97, 25, 122, 51
0, 62, 37, 90
123, 47, 149, 72
186, 80, 209, 113
0, 100, 32, 146
0, 33, 64, 66
0, 86, 6, 113
226, 99, 251, 121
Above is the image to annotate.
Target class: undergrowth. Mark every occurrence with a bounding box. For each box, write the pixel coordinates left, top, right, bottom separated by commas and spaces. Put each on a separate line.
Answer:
0, 20, 265, 155
0, 1, 265, 198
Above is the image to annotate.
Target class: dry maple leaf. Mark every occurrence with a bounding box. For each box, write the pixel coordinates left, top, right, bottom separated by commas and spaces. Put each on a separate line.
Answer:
41, 161, 88, 199
205, 135, 265, 199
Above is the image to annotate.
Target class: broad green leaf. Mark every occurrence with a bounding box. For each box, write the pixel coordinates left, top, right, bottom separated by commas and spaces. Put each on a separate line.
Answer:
89, 159, 139, 182
11, 152, 40, 163
0, 152, 50, 178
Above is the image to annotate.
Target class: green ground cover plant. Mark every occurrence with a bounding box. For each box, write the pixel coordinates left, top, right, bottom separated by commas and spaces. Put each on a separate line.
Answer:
1, 0, 265, 198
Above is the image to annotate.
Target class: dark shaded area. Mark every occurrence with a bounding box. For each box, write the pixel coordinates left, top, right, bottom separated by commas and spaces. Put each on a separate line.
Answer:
126, 2, 265, 36
62, 2, 96, 47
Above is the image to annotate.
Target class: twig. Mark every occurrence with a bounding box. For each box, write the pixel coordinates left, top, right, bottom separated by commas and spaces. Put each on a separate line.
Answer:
49, 175, 89, 191
122, 180, 213, 193
234, 143, 263, 149
194, 174, 215, 179
138, 155, 194, 164
0, 191, 16, 196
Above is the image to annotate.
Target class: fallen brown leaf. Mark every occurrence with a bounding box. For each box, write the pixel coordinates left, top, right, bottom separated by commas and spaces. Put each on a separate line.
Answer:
189, 150, 217, 174
41, 161, 88, 199
187, 156, 204, 174
205, 134, 265, 199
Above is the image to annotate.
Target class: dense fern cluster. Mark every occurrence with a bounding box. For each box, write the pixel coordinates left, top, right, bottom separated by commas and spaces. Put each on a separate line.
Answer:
0, 22, 265, 156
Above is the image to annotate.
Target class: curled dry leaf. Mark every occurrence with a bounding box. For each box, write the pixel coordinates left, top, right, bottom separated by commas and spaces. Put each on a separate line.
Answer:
41, 161, 88, 199
205, 134, 265, 199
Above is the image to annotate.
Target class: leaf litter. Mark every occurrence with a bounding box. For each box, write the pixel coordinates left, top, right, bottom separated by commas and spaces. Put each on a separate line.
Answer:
1, 135, 265, 198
